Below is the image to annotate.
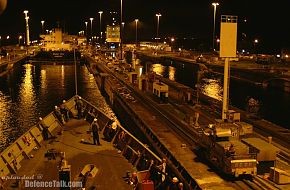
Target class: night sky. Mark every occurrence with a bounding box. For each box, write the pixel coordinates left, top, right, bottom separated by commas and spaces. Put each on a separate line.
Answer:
1, 0, 290, 52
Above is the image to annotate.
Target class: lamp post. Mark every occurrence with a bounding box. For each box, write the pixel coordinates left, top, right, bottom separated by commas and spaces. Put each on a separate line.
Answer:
41, 20, 45, 34
254, 39, 258, 58
120, 0, 123, 63
6, 35, 9, 46
212, 2, 219, 50
216, 38, 220, 51
89, 18, 94, 37
85, 21, 88, 41
156, 13, 162, 49
18, 35, 23, 46
23, 10, 30, 46
98, 11, 103, 44
89, 18, 94, 44
135, 19, 139, 48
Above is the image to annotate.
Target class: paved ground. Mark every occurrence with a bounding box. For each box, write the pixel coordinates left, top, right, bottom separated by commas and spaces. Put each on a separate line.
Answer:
3, 119, 134, 190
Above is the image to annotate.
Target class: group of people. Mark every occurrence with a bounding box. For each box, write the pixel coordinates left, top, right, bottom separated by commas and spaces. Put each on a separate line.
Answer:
53, 96, 84, 125
129, 157, 184, 190
148, 159, 182, 190
54, 100, 70, 125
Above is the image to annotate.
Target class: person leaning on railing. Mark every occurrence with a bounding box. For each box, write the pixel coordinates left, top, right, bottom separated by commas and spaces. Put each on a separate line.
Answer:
75, 96, 83, 119
54, 106, 65, 125
60, 100, 70, 122
38, 117, 51, 140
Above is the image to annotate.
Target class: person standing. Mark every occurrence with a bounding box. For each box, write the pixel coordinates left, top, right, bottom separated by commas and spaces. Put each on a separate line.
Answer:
167, 177, 179, 190
91, 118, 101, 145
39, 117, 51, 140
54, 106, 64, 124
60, 100, 69, 122
75, 96, 83, 119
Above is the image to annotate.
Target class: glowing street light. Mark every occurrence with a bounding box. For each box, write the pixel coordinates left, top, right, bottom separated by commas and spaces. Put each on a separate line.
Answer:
155, 13, 162, 51
85, 21, 88, 39
216, 38, 220, 50
135, 19, 139, 47
23, 10, 30, 45
18, 35, 23, 45
41, 20, 45, 34
212, 2, 219, 50
89, 17, 94, 36
254, 39, 259, 54
120, 0, 123, 63
156, 13, 162, 40
98, 11, 103, 43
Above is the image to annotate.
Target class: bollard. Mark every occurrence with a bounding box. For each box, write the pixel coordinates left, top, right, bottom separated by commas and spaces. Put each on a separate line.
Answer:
268, 136, 272, 144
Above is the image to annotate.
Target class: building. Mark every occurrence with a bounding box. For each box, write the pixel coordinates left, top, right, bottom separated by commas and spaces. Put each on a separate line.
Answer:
40, 28, 77, 51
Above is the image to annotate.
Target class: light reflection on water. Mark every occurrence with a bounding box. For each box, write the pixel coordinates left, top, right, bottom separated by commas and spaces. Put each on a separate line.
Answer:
0, 63, 115, 151
168, 66, 176, 81
200, 78, 223, 101
152, 63, 165, 76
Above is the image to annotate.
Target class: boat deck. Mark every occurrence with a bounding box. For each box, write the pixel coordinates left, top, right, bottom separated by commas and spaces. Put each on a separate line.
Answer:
3, 119, 134, 190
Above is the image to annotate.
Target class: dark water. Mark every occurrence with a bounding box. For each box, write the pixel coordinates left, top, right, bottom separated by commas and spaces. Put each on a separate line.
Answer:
136, 58, 290, 129
0, 63, 115, 151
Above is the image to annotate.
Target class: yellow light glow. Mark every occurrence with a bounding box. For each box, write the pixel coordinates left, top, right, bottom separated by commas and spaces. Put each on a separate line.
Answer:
152, 64, 164, 76
168, 66, 176, 81
201, 79, 222, 100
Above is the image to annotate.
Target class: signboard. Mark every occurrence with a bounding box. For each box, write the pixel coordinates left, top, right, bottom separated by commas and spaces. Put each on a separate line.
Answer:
220, 15, 237, 58
106, 25, 120, 43
106, 38, 120, 43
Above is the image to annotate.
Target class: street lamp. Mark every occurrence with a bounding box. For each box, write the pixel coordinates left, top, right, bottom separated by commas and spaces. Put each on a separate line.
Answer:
85, 21, 88, 40
89, 18, 94, 37
216, 38, 220, 51
18, 35, 23, 46
156, 13, 162, 51
120, 0, 123, 63
156, 13, 162, 41
254, 39, 259, 55
135, 19, 139, 48
212, 2, 219, 50
98, 11, 103, 44
41, 20, 45, 34
23, 10, 30, 46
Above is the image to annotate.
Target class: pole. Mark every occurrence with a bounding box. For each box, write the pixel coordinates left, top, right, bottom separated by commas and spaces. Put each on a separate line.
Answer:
213, 6, 216, 50
41, 20, 45, 34
85, 22, 88, 43
135, 19, 138, 47
212, 3, 219, 50
98, 11, 103, 44
24, 10, 30, 46
120, 0, 123, 64
74, 47, 78, 95
222, 57, 229, 120
90, 18, 93, 37
155, 14, 161, 51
